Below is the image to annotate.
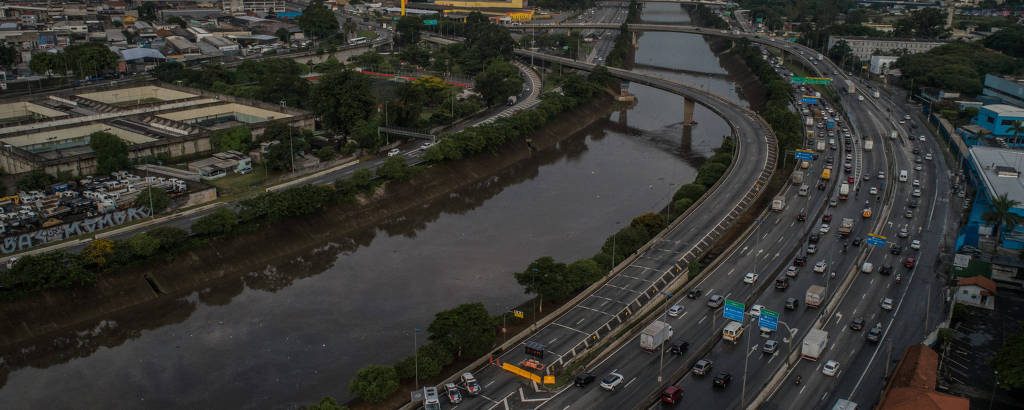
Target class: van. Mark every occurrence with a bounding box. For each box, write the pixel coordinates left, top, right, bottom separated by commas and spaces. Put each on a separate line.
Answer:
723, 321, 744, 343
423, 387, 441, 410
799, 184, 810, 197
898, 170, 908, 182
821, 168, 831, 180
661, 385, 683, 404
861, 262, 873, 273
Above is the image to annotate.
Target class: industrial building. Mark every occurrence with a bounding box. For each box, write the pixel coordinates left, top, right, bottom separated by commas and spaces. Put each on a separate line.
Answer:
827, 36, 948, 60
222, 0, 286, 14
0, 82, 312, 177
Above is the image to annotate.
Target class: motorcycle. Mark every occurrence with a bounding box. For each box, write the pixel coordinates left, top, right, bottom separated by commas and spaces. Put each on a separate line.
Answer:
895, 274, 902, 283
831, 271, 836, 279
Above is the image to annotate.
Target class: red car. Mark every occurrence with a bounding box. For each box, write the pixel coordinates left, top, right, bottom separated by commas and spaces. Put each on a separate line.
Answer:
904, 257, 916, 268
822, 213, 833, 223
847, 176, 855, 183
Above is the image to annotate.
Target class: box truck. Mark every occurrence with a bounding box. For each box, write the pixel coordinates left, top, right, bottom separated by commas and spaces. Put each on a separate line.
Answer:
801, 329, 828, 361
640, 321, 673, 352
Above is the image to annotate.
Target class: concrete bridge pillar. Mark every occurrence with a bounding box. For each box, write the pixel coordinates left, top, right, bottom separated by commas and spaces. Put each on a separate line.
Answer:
681, 123, 693, 154
682, 97, 697, 126
632, 31, 639, 49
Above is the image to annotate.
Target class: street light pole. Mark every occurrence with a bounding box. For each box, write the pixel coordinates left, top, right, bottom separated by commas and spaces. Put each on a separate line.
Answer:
657, 291, 673, 384
742, 316, 753, 407
414, 328, 421, 389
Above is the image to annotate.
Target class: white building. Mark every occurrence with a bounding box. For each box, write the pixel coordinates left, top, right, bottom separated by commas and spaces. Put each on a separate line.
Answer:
828, 36, 949, 61
955, 276, 996, 310
222, 0, 285, 14
869, 55, 900, 76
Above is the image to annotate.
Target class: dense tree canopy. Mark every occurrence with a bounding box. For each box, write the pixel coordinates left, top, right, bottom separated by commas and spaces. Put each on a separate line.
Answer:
89, 131, 131, 174
29, 43, 119, 79
427, 302, 496, 358
896, 41, 1022, 95
309, 68, 376, 134
297, 0, 339, 39
0, 45, 17, 70
894, 8, 948, 39
474, 59, 523, 106
983, 25, 1024, 59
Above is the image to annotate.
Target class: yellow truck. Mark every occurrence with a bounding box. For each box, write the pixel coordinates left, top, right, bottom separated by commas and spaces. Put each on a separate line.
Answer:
821, 168, 831, 180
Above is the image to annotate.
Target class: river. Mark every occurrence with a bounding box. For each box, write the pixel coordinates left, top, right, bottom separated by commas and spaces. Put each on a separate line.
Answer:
0, 5, 747, 409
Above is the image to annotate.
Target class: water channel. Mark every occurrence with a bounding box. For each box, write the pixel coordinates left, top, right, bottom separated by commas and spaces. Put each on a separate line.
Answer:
0, 4, 748, 409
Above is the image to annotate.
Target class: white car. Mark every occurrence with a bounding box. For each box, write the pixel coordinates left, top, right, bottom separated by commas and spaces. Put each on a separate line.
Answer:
869, 187, 878, 195
915, 164, 923, 171
878, 171, 886, 179
925, 153, 933, 161
749, 304, 764, 318
918, 135, 926, 142
668, 304, 685, 317
881, 297, 895, 311
823, 360, 840, 376
913, 179, 920, 187
820, 224, 830, 234
421, 141, 434, 149
387, 148, 401, 157
743, 272, 758, 284
911, 240, 921, 250
912, 188, 921, 197
813, 260, 827, 273
600, 372, 624, 391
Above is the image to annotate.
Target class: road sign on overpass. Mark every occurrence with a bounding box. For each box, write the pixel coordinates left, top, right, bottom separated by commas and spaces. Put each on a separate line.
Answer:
790, 76, 832, 85
866, 233, 886, 247
758, 308, 778, 331
795, 149, 814, 161
724, 299, 744, 321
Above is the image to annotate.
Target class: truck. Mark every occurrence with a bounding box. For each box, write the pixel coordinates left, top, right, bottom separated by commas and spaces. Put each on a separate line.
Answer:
805, 285, 825, 308
801, 329, 829, 361
640, 321, 674, 352
791, 170, 805, 185
833, 399, 859, 410
723, 321, 744, 343
815, 139, 826, 152
838, 183, 850, 199
826, 119, 835, 129
771, 197, 786, 211
507, 95, 518, 106
816, 53, 823, 61
863, 137, 874, 152
805, 117, 814, 127
845, 79, 856, 95
838, 218, 854, 237
872, 90, 880, 99
821, 168, 831, 180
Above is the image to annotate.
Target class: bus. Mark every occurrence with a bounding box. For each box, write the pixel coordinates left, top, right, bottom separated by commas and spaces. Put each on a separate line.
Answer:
349, 37, 368, 45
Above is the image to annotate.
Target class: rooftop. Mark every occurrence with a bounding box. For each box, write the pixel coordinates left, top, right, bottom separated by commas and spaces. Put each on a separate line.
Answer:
970, 146, 1024, 205
878, 345, 970, 410
983, 104, 1024, 117
957, 275, 997, 295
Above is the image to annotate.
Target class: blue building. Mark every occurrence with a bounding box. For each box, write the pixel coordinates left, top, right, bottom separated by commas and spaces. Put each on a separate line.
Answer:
972, 104, 1024, 143
966, 146, 1024, 250
982, 74, 1024, 108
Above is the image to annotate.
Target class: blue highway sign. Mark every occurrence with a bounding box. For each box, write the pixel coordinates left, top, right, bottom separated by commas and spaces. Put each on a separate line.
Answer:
724, 299, 745, 322
759, 308, 779, 331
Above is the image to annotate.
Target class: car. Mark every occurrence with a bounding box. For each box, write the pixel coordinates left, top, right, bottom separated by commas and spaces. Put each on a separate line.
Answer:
785, 297, 799, 310
713, 372, 733, 388
862, 174, 871, 181
574, 373, 595, 387
670, 339, 689, 355
912, 146, 920, 155
869, 187, 878, 195
912, 179, 920, 187
904, 115, 911, 120
898, 227, 909, 238
813, 260, 827, 273
912, 188, 921, 197
692, 359, 713, 375
911, 240, 921, 250
918, 135, 926, 142
820, 224, 830, 234
743, 272, 758, 284
786, 265, 799, 277
914, 156, 923, 164
866, 323, 883, 342
762, 339, 779, 354
822, 360, 840, 376
688, 288, 703, 299
661, 385, 683, 404
707, 294, 724, 308
421, 141, 435, 149
915, 164, 923, 171
794, 255, 807, 266
890, 245, 903, 255
881, 297, 894, 311
847, 176, 855, 183
879, 265, 893, 275
904, 257, 916, 268
749, 304, 764, 317
905, 210, 914, 219
809, 233, 820, 243
446, 382, 463, 404
852, 237, 861, 246
908, 199, 919, 208
899, 120, 905, 124
775, 277, 790, 290
463, 372, 482, 395
878, 171, 886, 179
797, 212, 807, 222
829, 198, 838, 207
668, 304, 685, 317
925, 153, 933, 161
807, 243, 817, 254
850, 318, 865, 331
846, 153, 853, 161
387, 148, 401, 157
823, 213, 833, 223
600, 372, 624, 391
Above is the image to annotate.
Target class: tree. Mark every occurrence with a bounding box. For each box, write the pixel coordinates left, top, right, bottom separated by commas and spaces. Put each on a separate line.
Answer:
309, 69, 375, 134
297, 0, 339, 39
395, 15, 423, 46
990, 325, 1024, 390
342, 21, 358, 41
28, 52, 59, 76
211, 126, 254, 152
81, 239, 115, 268
275, 27, 291, 42
62, 42, 119, 79
191, 207, 239, 237
0, 251, 93, 292
474, 59, 523, 106
126, 233, 161, 258
630, 213, 667, 237
89, 131, 131, 174
895, 8, 947, 39
982, 193, 1021, 244
147, 226, 188, 250
983, 25, 1024, 59
302, 396, 347, 410
348, 365, 399, 403
133, 187, 172, 214
566, 258, 604, 290
0, 44, 17, 70
515, 256, 575, 308
316, 146, 336, 161
138, 3, 157, 21
427, 302, 496, 359
1008, 120, 1024, 146
16, 169, 57, 191
167, 16, 188, 29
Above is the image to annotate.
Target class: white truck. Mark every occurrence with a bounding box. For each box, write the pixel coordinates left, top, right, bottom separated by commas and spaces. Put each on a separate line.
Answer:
801, 328, 829, 361
805, 285, 825, 308
889, 130, 898, 140
816, 53, 823, 61
640, 321, 673, 352
872, 90, 880, 98
805, 117, 814, 127
815, 139, 826, 152
792, 170, 805, 185
863, 137, 874, 152
845, 79, 855, 95
723, 321, 744, 343
838, 183, 850, 200
833, 399, 859, 410
771, 197, 786, 212
838, 218, 854, 237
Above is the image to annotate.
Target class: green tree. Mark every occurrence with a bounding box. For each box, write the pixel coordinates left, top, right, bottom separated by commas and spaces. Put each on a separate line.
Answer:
376, 156, 412, 181
395, 15, 423, 46
514, 256, 574, 308
895, 8, 948, 39
990, 325, 1024, 390
0, 44, 17, 70
394, 354, 442, 381
297, 0, 340, 39
0, 251, 93, 292
126, 233, 161, 258
474, 59, 523, 106
1008, 120, 1024, 146
62, 42, 120, 79
566, 258, 604, 290
81, 239, 115, 268
191, 207, 239, 237
146, 226, 188, 250
427, 302, 496, 359
211, 126, 254, 152
316, 146, 336, 161
695, 162, 728, 188
302, 396, 348, 410
348, 365, 399, 403
630, 212, 667, 237
133, 187, 172, 214
167, 16, 188, 28
89, 131, 131, 174
342, 21, 358, 41
28, 52, 59, 76
673, 183, 706, 202
309, 69, 376, 134
983, 25, 1024, 59
16, 169, 57, 191
982, 193, 1021, 243
275, 27, 291, 42
138, 3, 157, 21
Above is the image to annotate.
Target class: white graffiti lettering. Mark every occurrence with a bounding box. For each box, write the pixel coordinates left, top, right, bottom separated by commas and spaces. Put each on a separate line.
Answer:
1, 207, 152, 254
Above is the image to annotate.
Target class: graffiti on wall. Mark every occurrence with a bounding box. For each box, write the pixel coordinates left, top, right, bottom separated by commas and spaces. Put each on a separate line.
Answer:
2, 207, 152, 254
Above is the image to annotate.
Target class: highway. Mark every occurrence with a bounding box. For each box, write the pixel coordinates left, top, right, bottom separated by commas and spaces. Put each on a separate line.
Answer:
430, 51, 778, 409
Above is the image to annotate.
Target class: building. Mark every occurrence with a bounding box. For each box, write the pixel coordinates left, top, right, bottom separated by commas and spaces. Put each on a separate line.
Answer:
869, 55, 899, 76
434, 0, 526, 10
188, 150, 252, 179
967, 146, 1024, 249
162, 35, 201, 55
827, 36, 949, 60
0, 82, 312, 177
222, 0, 285, 14
955, 275, 996, 309
982, 74, 1024, 109
971, 104, 1024, 141
862, 23, 895, 33
878, 344, 970, 410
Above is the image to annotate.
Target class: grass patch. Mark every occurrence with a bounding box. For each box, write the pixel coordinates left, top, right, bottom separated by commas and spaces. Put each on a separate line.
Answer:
357, 29, 378, 40
207, 164, 270, 196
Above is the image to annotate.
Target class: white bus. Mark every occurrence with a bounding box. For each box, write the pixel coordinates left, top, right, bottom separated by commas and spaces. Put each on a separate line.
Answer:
349, 37, 368, 45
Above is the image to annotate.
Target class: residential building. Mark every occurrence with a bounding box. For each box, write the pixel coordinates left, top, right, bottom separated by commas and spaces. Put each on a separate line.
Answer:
982, 74, 1024, 109
222, 0, 286, 14
971, 104, 1024, 141
955, 275, 996, 309
877, 345, 970, 410
827, 36, 949, 60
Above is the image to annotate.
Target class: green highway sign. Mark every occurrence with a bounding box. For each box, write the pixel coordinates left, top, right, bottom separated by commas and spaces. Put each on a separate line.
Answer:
424, 19, 438, 25
790, 76, 832, 85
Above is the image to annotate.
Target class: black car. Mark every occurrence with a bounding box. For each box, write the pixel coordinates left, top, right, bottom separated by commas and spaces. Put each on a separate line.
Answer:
809, 233, 820, 243
890, 245, 903, 255
574, 373, 595, 387
670, 339, 689, 355
784, 297, 799, 310
793, 255, 807, 266
775, 277, 790, 290
849, 318, 865, 331
908, 199, 919, 208
852, 238, 861, 246
713, 372, 733, 388
797, 212, 807, 222
687, 288, 703, 299
866, 324, 883, 342
879, 265, 893, 276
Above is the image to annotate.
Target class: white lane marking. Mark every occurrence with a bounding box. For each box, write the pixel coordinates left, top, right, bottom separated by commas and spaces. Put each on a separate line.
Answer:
485, 380, 496, 387
799, 385, 807, 395
550, 337, 559, 344
698, 315, 707, 325
728, 268, 736, 276
623, 377, 637, 389
576, 318, 585, 325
